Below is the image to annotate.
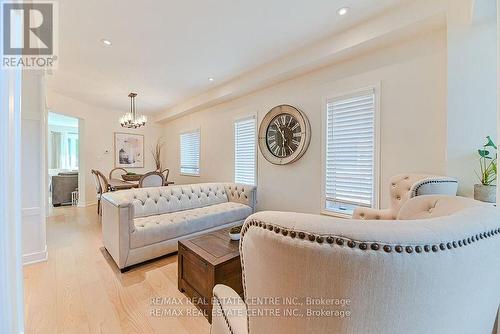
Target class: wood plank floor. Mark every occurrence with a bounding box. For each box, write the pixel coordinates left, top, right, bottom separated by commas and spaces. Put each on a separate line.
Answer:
23, 205, 210, 334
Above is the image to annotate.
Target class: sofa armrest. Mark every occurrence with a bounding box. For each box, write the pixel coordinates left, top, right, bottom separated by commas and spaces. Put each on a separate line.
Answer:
225, 184, 257, 212
101, 191, 134, 208
211, 284, 248, 334
101, 197, 134, 269
352, 207, 395, 220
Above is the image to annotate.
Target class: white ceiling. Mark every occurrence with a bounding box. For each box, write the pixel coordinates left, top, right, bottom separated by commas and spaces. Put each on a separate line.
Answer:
48, 0, 410, 114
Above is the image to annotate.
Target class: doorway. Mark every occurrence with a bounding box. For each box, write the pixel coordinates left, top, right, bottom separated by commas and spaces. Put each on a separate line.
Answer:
47, 112, 80, 207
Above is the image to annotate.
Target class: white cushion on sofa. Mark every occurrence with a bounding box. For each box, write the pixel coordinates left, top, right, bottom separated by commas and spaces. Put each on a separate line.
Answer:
130, 202, 252, 249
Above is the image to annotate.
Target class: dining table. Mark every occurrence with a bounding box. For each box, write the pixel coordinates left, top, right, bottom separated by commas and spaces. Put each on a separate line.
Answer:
108, 178, 175, 191
108, 178, 139, 191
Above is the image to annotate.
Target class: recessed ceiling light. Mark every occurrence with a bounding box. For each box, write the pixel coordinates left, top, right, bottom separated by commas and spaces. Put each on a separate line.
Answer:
100, 38, 112, 46
208, 77, 214, 82
337, 7, 349, 16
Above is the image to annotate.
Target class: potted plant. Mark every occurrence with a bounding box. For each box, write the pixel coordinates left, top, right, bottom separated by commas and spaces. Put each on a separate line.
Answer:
474, 136, 497, 203
151, 138, 165, 172
122, 171, 141, 181
229, 225, 242, 241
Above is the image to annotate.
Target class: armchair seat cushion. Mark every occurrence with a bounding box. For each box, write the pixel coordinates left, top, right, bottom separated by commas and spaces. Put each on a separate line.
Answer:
131, 202, 252, 249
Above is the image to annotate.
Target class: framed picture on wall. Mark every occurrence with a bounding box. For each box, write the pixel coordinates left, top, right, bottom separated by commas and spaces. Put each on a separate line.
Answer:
114, 132, 144, 168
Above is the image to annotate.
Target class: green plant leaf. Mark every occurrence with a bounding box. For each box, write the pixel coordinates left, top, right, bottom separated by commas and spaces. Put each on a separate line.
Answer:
476, 137, 497, 184
485, 136, 497, 149
478, 149, 490, 157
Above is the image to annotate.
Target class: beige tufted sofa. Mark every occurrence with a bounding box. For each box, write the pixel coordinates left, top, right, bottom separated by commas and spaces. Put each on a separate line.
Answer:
101, 183, 256, 270
211, 195, 500, 334
352, 173, 458, 220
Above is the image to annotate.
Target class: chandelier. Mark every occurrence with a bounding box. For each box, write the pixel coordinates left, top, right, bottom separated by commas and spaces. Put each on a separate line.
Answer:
120, 92, 147, 128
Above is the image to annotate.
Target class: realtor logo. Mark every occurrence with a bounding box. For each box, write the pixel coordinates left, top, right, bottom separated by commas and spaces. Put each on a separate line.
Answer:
2, 1, 58, 69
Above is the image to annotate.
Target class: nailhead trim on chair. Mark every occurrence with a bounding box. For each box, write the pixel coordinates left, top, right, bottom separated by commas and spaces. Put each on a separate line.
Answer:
240, 220, 500, 254
411, 179, 458, 197
213, 294, 235, 334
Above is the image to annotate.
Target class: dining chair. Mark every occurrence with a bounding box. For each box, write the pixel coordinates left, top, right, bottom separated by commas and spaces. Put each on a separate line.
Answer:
91, 170, 101, 214
138, 171, 165, 188
161, 168, 170, 186
109, 167, 128, 180
91, 169, 110, 215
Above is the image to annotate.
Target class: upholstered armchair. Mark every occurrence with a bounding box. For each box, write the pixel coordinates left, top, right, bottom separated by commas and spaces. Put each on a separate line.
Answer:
352, 173, 458, 220
211, 195, 500, 334
51, 172, 78, 206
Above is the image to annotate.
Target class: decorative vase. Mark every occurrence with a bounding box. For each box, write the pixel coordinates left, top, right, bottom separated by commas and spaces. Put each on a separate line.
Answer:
122, 174, 142, 181
473, 184, 496, 203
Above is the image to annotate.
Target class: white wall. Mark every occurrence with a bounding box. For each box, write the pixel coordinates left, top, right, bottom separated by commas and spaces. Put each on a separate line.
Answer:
21, 72, 48, 265
497, 5, 500, 331
497, 0, 500, 207
447, 0, 498, 197
46, 91, 164, 206
162, 30, 448, 213
0, 56, 24, 334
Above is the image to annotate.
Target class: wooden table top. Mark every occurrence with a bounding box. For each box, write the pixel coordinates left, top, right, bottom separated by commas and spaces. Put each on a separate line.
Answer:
108, 178, 139, 190
179, 227, 240, 267
108, 178, 175, 191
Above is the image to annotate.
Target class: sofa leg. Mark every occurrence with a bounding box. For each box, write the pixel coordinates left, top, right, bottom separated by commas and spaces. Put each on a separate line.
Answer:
97, 199, 101, 215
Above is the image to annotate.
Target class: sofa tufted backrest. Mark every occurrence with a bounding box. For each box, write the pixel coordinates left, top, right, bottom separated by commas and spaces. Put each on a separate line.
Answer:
225, 183, 256, 208
101, 182, 257, 218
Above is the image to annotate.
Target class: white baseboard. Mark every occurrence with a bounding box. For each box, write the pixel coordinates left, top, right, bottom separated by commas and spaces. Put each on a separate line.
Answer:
23, 246, 48, 265
77, 201, 96, 208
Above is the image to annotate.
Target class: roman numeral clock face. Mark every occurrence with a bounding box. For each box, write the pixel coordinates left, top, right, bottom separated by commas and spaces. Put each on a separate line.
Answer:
258, 105, 311, 165
266, 114, 302, 158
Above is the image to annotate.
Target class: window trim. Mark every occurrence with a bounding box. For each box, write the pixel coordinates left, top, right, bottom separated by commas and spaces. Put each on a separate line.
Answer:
320, 84, 381, 218
179, 128, 201, 177
233, 114, 258, 186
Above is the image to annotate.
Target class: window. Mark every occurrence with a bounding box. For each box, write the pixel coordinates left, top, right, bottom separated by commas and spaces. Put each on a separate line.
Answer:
48, 112, 79, 171
324, 88, 377, 215
234, 116, 256, 185
67, 132, 79, 169
48, 131, 79, 170
180, 129, 200, 176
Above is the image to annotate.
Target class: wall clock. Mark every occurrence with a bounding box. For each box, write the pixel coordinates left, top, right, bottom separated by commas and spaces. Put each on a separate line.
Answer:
258, 104, 311, 165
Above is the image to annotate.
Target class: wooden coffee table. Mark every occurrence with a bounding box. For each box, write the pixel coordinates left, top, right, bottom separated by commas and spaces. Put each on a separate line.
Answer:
178, 227, 243, 323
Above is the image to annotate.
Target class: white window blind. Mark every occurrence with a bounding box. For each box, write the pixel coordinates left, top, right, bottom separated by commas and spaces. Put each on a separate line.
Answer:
180, 130, 200, 176
234, 116, 256, 185
325, 89, 376, 214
